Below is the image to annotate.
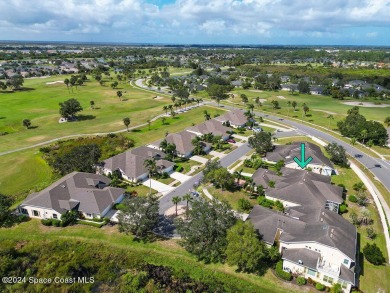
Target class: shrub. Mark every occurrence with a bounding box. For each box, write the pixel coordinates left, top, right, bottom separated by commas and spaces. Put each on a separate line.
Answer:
115, 203, 126, 210
175, 165, 184, 172
348, 195, 357, 203
61, 210, 79, 226
296, 276, 306, 285
339, 204, 347, 214
161, 172, 169, 179
275, 261, 292, 281
316, 283, 325, 291
363, 243, 385, 265
237, 198, 253, 212
41, 219, 53, 226
52, 219, 61, 227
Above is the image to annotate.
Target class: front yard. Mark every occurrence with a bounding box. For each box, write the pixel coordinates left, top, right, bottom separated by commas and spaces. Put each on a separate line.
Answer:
207, 186, 257, 211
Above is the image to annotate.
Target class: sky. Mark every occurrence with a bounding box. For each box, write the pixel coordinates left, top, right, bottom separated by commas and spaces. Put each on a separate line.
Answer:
0, 0, 389, 46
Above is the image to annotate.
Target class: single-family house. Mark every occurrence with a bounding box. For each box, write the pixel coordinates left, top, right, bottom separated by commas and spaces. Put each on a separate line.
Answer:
252, 167, 343, 212
248, 205, 356, 292
102, 146, 174, 182
186, 119, 231, 141
310, 86, 324, 95
215, 109, 249, 128
18, 172, 125, 220
150, 130, 211, 158
264, 142, 335, 176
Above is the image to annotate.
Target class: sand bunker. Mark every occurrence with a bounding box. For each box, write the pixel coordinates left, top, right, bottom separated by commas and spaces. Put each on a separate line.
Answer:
153, 96, 164, 100
252, 98, 267, 103
342, 101, 390, 108
249, 89, 264, 93
277, 96, 286, 99
46, 81, 64, 85
313, 109, 337, 115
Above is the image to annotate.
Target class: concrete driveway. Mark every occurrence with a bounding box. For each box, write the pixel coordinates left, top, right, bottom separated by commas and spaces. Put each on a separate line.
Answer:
142, 179, 174, 195
190, 155, 209, 164
170, 172, 191, 182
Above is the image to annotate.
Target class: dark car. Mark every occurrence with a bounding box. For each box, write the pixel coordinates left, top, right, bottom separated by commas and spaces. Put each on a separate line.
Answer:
354, 154, 363, 158
374, 164, 381, 168
227, 139, 236, 143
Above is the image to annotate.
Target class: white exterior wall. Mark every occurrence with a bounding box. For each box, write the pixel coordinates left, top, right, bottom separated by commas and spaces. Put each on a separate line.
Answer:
19, 205, 61, 220
280, 242, 353, 268
282, 260, 352, 293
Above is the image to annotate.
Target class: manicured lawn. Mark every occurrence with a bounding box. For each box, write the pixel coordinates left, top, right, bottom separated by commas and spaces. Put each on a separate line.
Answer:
0, 74, 174, 152
174, 159, 202, 174
126, 184, 157, 197
207, 186, 257, 211
0, 106, 225, 200
0, 150, 57, 202
0, 220, 303, 293
158, 177, 176, 185
332, 164, 390, 293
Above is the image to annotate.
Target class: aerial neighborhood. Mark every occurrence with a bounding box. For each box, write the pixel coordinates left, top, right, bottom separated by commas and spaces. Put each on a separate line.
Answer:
1, 43, 389, 293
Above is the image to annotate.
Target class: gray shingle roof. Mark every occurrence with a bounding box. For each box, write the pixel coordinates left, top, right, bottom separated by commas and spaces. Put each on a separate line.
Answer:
186, 119, 231, 137
21, 172, 124, 215
248, 205, 357, 261
266, 142, 333, 168
152, 130, 198, 155
265, 167, 343, 207
282, 248, 320, 271
103, 146, 173, 179
215, 109, 248, 126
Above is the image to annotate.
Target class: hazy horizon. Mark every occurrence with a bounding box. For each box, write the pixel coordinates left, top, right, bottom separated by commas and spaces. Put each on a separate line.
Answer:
1, 1, 389, 46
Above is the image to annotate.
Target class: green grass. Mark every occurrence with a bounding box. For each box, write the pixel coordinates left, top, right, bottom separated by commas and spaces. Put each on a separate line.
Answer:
208, 186, 256, 211
0, 150, 56, 201
332, 164, 390, 293
158, 177, 176, 185
126, 184, 157, 197
0, 220, 302, 293
175, 159, 202, 174
0, 106, 225, 200
0, 74, 174, 152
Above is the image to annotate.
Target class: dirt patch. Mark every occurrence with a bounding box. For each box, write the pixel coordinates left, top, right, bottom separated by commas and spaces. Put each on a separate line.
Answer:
25, 135, 48, 142
248, 89, 264, 93
342, 101, 390, 108
46, 81, 64, 85
312, 109, 337, 115
277, 96, 286, 99
158, 239, 182, 250
252, 98, 267, 103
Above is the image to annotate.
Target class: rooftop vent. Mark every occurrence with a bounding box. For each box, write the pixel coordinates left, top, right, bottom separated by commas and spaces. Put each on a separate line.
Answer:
60, 184, 66, 188
298, 260, 303, 265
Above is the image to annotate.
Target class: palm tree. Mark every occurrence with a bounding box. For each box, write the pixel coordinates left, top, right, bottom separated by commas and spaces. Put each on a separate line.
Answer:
90, 100, 95, 110
172, 196, 182, 216
166, 143, 177, 162
159, 139, 168, 152
171, 96, 176, 103
144, 158, 157, 195
117, 90, 123, 101
291, 101, 297, 111
147, 119, 151, 130
247, 103, 254, 113
303, 105, 309, 116
233, 168, 243, 184
360, 129, 368, 145
327, 114, 334, 129
123, 117, 130, 131
163, 105, 168, 115
182, 193, 193, 218
64, 78, 70, 92
161, 117, 166, 125
204, 110, 211, 121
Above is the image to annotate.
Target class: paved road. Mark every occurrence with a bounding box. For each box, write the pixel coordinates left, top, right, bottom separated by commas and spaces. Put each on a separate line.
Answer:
159, 142, 251, 214
219, 103, 390, 192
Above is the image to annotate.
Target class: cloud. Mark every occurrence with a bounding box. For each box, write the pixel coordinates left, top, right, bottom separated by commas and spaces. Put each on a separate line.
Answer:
0, 0, 389, 44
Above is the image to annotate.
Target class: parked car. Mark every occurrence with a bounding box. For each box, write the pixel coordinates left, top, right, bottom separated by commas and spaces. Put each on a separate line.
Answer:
227, 139, 236, 143
252, 127, 262, 133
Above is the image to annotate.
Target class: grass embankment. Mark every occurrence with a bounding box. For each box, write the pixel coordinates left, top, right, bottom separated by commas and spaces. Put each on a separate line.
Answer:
0, 106, 225, 201
0, 220, 302, 293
